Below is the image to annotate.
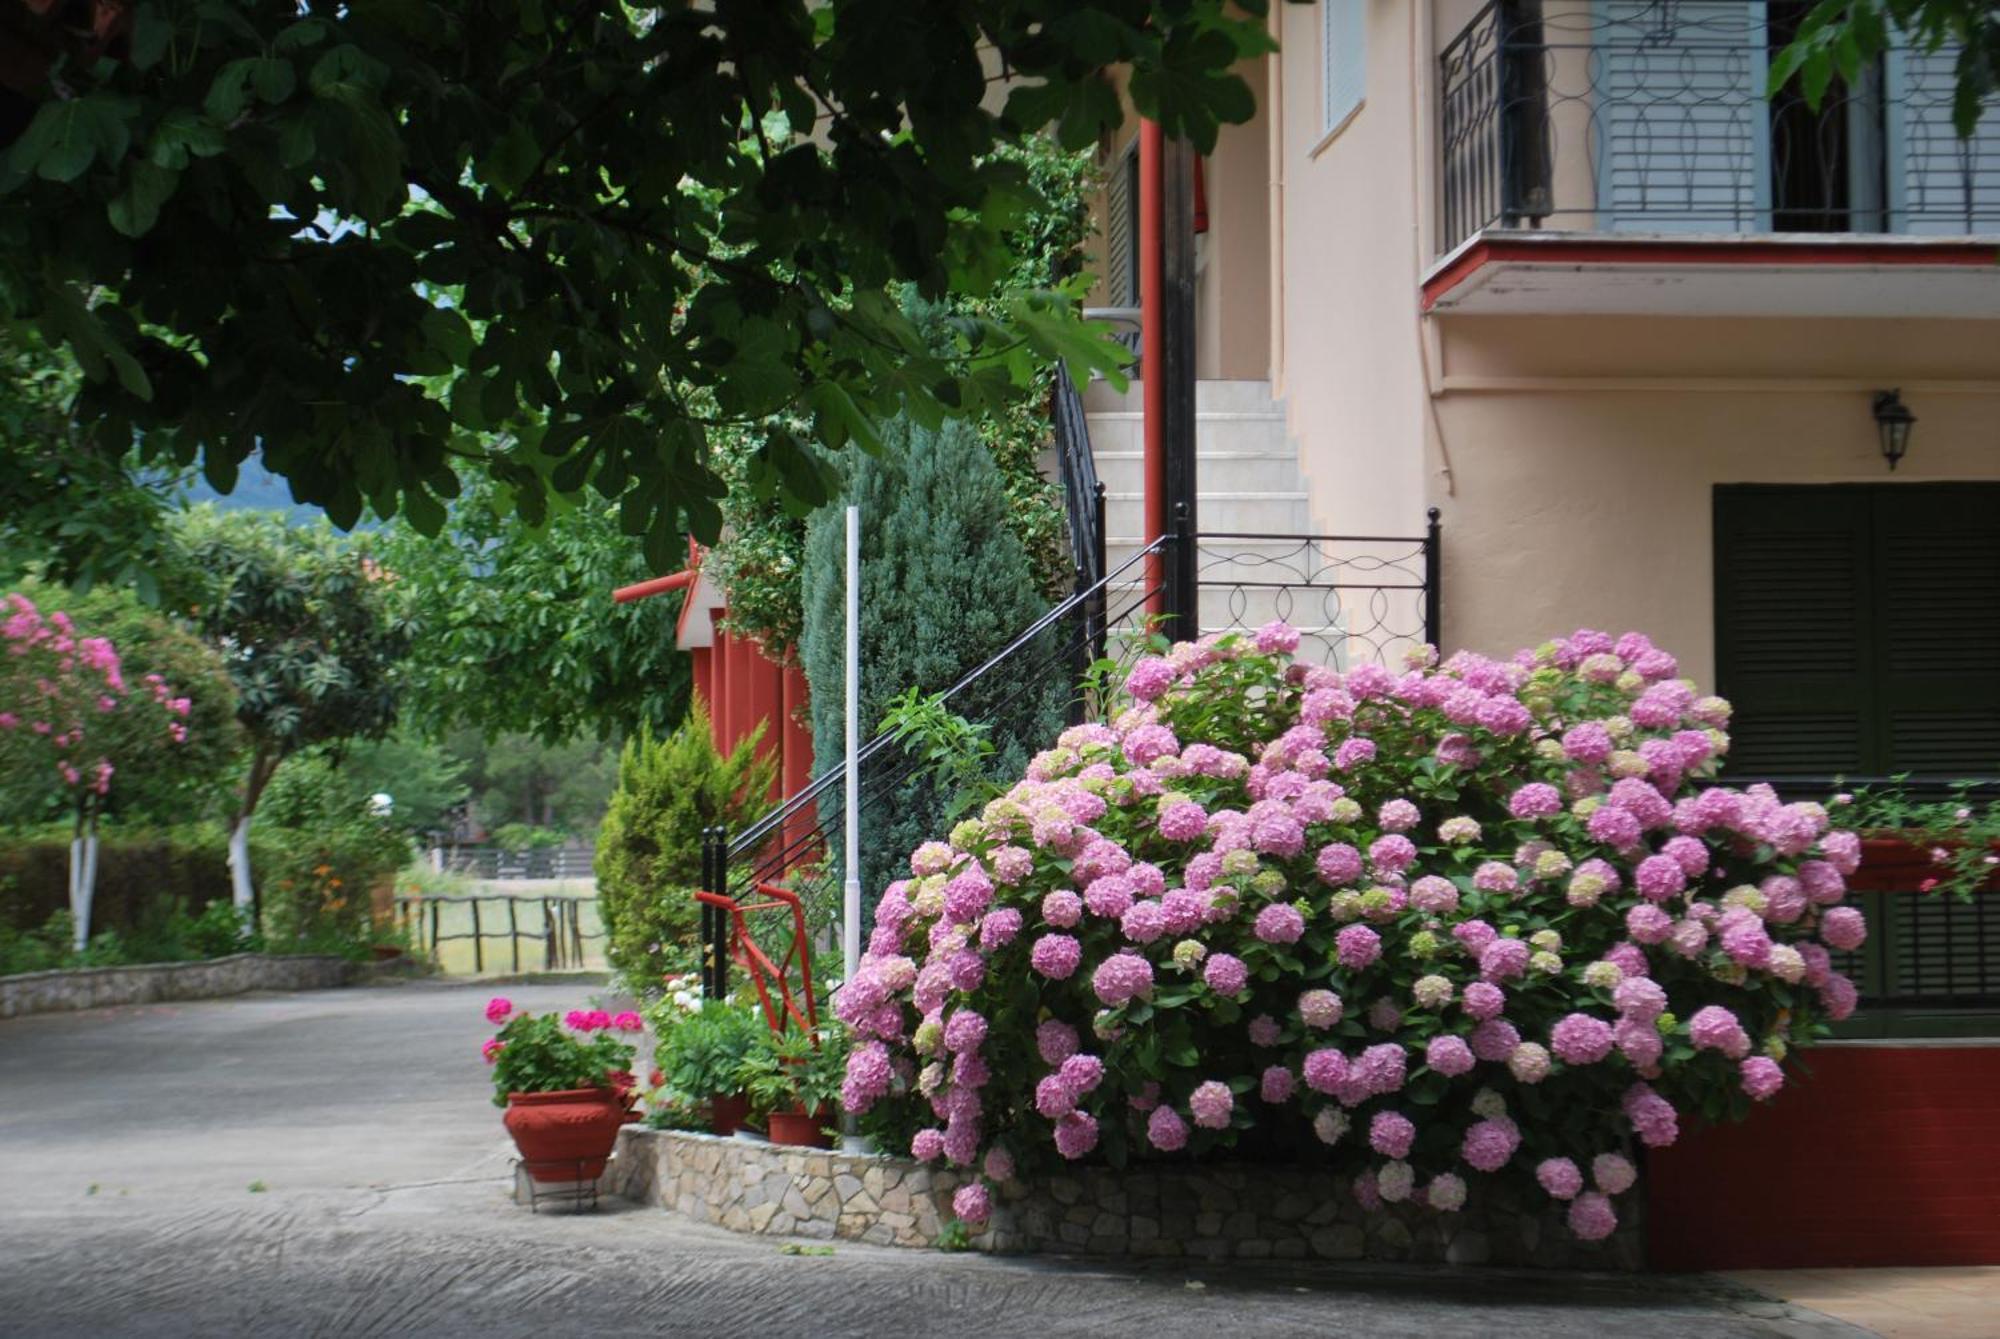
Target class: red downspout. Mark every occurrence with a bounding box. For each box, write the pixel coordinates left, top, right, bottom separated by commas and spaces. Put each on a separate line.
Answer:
1139, 119, 1166, 615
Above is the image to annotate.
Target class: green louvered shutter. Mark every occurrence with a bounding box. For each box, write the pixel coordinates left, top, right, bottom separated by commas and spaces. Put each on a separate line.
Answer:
1714, 483, 2000, 781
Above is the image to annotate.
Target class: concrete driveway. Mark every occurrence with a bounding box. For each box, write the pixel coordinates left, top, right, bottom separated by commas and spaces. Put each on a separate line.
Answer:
0, 979, 1867, 1339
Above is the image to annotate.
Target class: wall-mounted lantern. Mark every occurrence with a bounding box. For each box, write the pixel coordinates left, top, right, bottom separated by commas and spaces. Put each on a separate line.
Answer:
1872, 389, 1915, 471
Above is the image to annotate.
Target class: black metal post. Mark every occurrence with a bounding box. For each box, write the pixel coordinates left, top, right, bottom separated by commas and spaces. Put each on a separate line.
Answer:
1161, 136, 1200, 645
471, 898, 483, 974
1424, 507, 1444, 651
1091, 480, 1109, 666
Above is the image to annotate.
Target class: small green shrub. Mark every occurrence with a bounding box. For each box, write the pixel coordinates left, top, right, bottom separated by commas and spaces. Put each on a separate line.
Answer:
489, 822, 568, 853
595, 703, 774, 990
652, 998, 766, 1103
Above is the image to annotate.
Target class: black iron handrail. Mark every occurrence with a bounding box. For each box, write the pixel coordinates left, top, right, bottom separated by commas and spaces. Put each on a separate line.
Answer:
725, 534, 1173, 863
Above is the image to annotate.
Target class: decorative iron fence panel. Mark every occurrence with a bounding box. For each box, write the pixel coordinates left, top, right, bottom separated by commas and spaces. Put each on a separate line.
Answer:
1438, 1, 2000, 255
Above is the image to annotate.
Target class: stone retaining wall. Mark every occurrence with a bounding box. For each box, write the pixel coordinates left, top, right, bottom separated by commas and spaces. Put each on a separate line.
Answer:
607, 1127, 1641, 1269
0, 952, 355, 1019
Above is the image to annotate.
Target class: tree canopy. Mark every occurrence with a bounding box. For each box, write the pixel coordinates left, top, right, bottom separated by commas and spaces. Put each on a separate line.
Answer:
0, 0, 1273, 574
373, 472, 691, 744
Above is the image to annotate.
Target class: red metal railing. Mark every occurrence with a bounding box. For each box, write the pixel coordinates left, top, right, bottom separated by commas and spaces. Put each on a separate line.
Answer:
692, 881, 817, 1038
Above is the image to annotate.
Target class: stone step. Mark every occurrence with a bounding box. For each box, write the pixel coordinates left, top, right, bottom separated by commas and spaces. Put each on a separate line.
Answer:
1103, 490, 1313, 538
1083, 412, 1293, 461
1082, 377, 1278, 415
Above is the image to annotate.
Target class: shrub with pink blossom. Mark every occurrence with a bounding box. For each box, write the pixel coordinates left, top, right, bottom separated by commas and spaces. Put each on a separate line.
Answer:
844, 625, 1864, 1242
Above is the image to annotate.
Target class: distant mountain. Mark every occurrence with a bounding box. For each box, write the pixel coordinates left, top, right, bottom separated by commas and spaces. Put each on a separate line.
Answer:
183, 458, 371, 529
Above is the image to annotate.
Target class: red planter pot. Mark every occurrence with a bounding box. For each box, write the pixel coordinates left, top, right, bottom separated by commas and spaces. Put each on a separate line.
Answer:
709, 1093, 752, 1136
766, 1106, 832, 1148
503, 1088, 627, 1182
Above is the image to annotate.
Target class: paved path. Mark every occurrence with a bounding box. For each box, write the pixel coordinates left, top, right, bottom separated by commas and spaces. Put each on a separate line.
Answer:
0, 980, 1867, 1339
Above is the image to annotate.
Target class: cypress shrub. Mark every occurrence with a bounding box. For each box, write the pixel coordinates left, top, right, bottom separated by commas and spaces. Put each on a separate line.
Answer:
594, 704, 774, 990
799, 415, 1067, 915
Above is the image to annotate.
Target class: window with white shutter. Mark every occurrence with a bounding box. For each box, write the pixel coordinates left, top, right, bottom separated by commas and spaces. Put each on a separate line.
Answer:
1322, 0, 1366, 138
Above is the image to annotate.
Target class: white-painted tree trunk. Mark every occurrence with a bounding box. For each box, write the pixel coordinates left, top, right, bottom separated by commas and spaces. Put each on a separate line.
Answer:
228, 814, 255, 914
68, 830, 100, 951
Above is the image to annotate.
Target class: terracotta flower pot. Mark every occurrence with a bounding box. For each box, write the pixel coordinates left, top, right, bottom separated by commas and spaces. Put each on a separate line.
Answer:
766, 1105, 832, 1148
503, 1088, 627, 1182
709, 1092, 752, 1136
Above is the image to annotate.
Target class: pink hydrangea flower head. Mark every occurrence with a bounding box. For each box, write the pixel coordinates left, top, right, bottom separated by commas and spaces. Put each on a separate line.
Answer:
983, 1147, 1016, 1183
1260, 1065, 1295, 1104
1188, 1080, 1234, 1129
1625, 904, 1673, 945
1478, 937, 1531, 982
1333, 737, 1377, 771
1378, 798, 1421, 832
1041, 889, 1083, 928
1357, 1043, 1407, 1095
1740, 1056, 1785, 1101
1058, 1052, 1105, 1096
1472, 861, 1519, 895
1461, 1117, 1520, 1172
1120, 900, 1169, 944
1820, 906, 1867, 952
1612, 976, 1667, 1021
1053, 1111, 1099, 1159
1147, 1104, 1190, 1151
1125, 656, 1178, 702
1688, 1004, 1750, 1059
911, 1128, 946, 1162
1469, 1018, 1521, 1062
1030, 933, 1083, 981
1255, 902, 1307, 945
1335, 923, 1381, 969
1461, 981, 1505, 1021
1091, 951, 1155, 1006
942, 1009, 988, 1054
1369, 1110, 1416, 1159
1426, 1034, 1475, 1076
1369, 834, 1417, 874
1254, 620, 1302, 654
1037, 1020, 1080, 1065
1550, 1013, 1615, 1065
1248, 1014, 1282, 1047
951, 1182, 991, 1225
1537, 1157, 1584, 1200
1316, 842, 1364, 886
1302, 1048, 1349, 1094
979, 907, 1024, 952
1567, 1191, 1618, 1242
1203, 952, 1249, 995
1508, 782, 1563, 820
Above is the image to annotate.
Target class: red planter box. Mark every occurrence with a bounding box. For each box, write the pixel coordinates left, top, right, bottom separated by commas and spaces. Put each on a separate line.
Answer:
1647, 1046, 2000, 1270
1848, 836, 2000, 894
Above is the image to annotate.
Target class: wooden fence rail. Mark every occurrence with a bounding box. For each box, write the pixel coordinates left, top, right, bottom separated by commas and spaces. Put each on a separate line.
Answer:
396, 895, 599, 973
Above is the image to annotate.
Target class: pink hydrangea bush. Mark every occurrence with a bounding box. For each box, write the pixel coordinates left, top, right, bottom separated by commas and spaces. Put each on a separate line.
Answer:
836, 625, 1863, 1241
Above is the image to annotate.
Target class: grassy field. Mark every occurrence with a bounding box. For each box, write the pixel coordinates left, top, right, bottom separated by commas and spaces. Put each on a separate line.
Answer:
395, 879, 608, 976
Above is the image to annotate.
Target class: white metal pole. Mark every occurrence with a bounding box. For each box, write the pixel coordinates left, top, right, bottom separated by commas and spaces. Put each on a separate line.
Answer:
842, 505, 862, 984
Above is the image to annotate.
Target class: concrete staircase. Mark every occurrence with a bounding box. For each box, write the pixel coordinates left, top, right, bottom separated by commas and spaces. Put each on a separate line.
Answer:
1076, 377, 1336, 649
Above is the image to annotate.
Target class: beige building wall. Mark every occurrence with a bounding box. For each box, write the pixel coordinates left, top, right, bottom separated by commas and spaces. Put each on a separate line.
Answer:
1427, 316, 2000, 678
1271, 0, 1433, 539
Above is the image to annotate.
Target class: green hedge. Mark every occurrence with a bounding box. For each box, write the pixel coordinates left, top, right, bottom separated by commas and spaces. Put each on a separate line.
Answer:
0, 825, 231, 934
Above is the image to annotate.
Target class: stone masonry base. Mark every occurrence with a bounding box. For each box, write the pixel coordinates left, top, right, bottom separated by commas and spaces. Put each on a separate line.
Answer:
0, 952, 355, 1019
605, 1127, 1642, 1269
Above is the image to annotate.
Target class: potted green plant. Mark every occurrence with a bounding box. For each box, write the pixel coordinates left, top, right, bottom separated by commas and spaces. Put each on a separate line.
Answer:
483, 999, 641, 1182
652, 999, 763, 1134
736, 1020, 848, 1148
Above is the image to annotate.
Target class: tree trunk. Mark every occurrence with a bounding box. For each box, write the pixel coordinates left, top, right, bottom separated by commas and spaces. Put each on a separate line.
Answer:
68, 808, 101, 951
230, 749, 281, 924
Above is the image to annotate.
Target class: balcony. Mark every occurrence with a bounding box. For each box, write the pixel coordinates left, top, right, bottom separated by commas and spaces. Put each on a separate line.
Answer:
1428, 1, 2000, 317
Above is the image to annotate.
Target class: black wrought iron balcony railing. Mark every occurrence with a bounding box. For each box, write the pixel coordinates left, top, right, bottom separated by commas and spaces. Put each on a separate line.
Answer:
1438, 0, 2000, 257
